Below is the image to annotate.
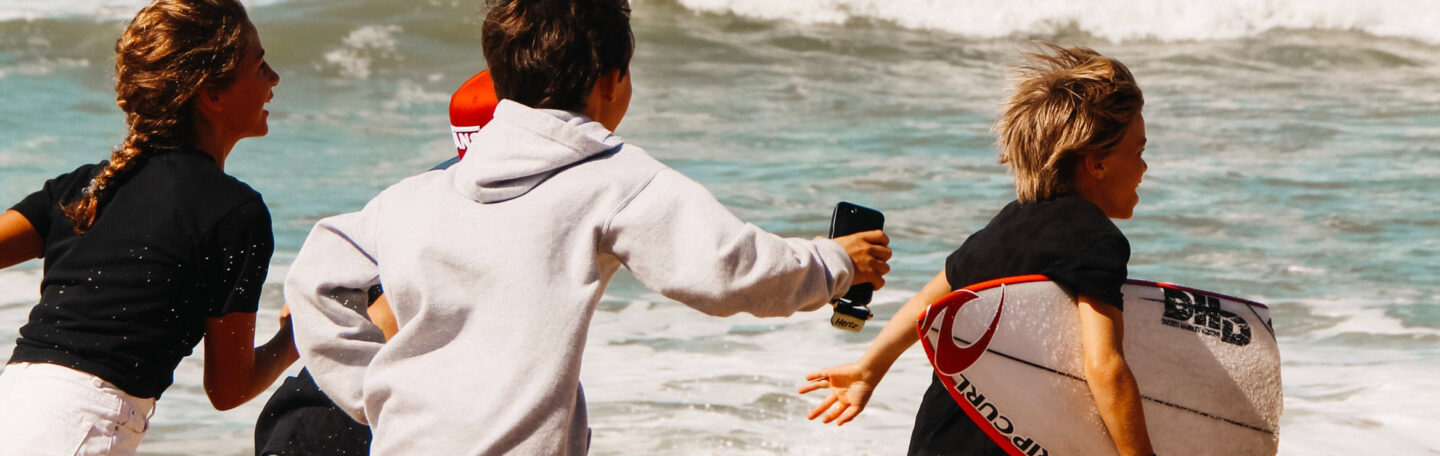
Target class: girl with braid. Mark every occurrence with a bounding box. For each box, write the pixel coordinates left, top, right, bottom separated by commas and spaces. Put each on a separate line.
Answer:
0, 0, 294, 453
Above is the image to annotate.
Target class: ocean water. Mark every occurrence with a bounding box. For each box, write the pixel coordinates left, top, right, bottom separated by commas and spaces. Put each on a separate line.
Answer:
2, 0, 1438, 454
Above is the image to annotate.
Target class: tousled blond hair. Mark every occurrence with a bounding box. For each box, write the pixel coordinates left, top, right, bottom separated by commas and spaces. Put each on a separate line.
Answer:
995, 43, 1144, 203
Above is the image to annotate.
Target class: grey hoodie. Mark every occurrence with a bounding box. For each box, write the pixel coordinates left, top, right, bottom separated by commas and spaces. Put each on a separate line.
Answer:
286, 100, 855, 455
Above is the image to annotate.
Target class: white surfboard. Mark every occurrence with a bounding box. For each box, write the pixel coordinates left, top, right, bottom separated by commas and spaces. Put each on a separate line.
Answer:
917, 275, 1281, 456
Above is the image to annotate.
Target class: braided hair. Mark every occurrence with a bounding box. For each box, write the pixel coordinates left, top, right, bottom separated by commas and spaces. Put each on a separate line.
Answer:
63, 0, 251, 233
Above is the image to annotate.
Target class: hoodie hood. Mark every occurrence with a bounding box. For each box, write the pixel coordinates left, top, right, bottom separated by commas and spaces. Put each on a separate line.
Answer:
453, 100, 625, 203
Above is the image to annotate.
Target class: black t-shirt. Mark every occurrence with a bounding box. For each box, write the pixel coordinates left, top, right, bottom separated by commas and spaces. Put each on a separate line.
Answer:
7, 147, 273, 399
909, 195, 1129, 456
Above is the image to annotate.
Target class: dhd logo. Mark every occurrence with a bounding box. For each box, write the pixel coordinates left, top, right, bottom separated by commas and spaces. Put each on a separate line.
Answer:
1158, 288, 1251, 346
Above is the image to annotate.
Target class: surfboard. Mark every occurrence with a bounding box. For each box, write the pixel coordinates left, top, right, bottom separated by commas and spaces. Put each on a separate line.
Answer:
916, 275, 1281, 456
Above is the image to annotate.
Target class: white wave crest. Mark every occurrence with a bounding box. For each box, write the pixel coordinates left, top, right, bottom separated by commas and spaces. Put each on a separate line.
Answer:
661, 0, 1440, 44
322, 25, 405, 80
1, 0, 286, 22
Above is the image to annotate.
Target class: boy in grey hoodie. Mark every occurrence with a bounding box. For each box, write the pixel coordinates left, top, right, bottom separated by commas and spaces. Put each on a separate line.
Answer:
284, 1, 891, 454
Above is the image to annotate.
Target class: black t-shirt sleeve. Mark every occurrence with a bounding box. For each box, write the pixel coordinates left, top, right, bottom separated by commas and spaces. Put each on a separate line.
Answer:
9, 164, 97, 242
195, 197, 275, 318
940, 197, 1132, 310
1047, 233, 1129, 310
943, 240, 975, 291
10, 186, 55, 241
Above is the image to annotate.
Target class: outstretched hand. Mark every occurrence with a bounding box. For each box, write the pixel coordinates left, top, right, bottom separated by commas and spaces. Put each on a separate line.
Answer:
798, 362, 878, 426
830, 229, 891, 290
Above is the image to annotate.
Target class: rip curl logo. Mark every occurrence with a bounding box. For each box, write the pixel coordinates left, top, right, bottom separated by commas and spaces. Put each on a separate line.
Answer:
921, 285, 1006, 376
952, 373, 1050, 456
1156, 288, 1251, 346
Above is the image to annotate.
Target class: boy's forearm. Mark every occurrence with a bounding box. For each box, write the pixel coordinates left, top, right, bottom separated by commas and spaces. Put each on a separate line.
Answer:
856, 271, 951, 379
610, 171, 853, 317
1077, 295, 1153, 455
856, 297, 926, 379
1086, 359, 1154, 456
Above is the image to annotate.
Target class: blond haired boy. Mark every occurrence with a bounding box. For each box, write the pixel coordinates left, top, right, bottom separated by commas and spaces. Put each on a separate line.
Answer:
801, 44, 1153, 456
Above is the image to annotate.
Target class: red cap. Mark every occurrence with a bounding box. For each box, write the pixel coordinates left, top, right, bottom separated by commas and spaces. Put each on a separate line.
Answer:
449, 70, 499, 159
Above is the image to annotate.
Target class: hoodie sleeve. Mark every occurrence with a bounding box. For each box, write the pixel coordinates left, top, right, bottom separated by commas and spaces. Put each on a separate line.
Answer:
283, 198, 387, 424
605, 168, 854, 317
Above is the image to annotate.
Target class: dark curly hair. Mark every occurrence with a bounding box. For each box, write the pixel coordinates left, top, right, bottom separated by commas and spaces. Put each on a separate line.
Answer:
481, 0, 634, 112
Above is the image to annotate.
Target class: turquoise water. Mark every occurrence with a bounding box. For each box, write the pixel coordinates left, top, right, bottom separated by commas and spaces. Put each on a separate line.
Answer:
2, 0, 1438, 454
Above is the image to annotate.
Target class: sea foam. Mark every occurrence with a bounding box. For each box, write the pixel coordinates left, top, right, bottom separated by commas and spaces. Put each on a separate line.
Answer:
0, 267, 41, 307
1, 0, 286, 22
660, 0, 1440, 44
10, 0, 1438, 45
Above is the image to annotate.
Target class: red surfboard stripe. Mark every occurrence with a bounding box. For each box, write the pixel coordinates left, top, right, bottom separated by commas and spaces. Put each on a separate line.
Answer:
913, 274, 1049, 456
916, 328, 1029, 456
923, 288, 1005, 376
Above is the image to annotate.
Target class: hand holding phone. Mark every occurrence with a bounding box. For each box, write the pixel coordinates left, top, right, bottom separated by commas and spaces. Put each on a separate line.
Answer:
828, 202, 885, 332
829, 202, 885, 304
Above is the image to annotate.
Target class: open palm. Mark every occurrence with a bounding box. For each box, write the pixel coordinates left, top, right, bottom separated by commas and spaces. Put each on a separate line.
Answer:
797, 362, 878, 426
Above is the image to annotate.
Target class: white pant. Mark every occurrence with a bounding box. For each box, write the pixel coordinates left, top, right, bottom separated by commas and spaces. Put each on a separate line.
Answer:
0, 362, 155, 456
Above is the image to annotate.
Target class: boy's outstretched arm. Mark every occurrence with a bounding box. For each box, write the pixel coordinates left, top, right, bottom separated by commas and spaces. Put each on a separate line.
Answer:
608, 169, 889, 317
1078, 296, 1155, 456
799, 270, 950, 426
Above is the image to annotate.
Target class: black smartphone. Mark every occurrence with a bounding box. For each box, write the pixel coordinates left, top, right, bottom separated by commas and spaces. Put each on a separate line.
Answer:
828, 201, 884, 305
